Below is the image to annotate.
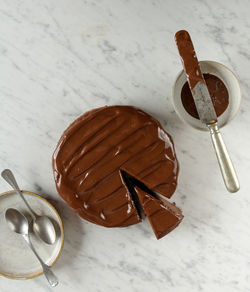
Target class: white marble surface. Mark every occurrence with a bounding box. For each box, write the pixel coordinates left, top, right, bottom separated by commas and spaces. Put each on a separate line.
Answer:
0, 0, 250, 291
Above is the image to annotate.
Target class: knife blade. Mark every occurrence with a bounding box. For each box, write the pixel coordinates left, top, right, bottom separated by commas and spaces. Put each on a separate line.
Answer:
191, 82, 217, 125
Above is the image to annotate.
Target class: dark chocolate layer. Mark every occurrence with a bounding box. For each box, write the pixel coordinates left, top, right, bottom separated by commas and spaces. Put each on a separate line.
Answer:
181, 73, 229, 119
52, 106, 179, 228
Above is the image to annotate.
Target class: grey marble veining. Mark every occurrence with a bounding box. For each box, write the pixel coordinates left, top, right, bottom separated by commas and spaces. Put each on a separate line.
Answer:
0, 0, 250, 291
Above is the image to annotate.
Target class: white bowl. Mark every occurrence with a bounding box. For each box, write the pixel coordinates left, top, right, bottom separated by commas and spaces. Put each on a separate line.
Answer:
172, 60, 241, 131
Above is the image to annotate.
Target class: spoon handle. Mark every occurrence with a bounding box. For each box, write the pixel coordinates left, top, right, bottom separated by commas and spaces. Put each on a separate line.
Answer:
23, 234, 59, 287
1, 169, 36, 219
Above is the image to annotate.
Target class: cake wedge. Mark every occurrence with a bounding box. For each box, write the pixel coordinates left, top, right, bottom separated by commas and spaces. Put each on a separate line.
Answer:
134, 187, 183, 239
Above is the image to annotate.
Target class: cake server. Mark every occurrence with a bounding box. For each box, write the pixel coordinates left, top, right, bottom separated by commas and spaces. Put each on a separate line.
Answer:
175, 30, 239, 193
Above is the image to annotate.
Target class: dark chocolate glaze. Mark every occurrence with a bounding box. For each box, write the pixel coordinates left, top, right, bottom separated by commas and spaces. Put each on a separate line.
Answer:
135, 187, 183, 239
181, 73, 229, 119
52, 106, 179, 228
175, 30, 205, 89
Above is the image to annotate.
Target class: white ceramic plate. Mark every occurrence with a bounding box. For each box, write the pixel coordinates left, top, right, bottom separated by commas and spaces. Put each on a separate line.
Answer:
0, 190, 64, 280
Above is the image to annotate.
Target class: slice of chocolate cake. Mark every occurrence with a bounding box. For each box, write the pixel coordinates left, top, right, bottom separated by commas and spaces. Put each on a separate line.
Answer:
52, 105, 183, 238
134, 187, 183, 239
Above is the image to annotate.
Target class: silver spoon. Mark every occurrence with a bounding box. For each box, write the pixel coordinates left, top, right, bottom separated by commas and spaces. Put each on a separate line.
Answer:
1, 169, 56, 245
5, 208, 58, 287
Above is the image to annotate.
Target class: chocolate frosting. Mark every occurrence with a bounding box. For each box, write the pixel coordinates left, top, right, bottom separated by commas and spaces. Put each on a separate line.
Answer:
53, 106, 179, 229
135, 187, 183, 239
175, 30, 205, 89
181, 73, 229, 119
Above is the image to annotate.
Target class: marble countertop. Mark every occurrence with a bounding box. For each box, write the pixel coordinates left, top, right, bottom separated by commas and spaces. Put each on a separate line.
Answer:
0, 0, 250, 291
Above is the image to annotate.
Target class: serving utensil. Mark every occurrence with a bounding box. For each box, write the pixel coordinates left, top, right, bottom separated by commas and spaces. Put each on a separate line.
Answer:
5, 208, 58, 287
175, 30, 239, 193
1, 169, 56, 244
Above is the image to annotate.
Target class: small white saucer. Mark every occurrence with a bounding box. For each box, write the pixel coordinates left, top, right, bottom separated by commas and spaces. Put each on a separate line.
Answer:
0, 190, 64, 280
172, 60, 241, 131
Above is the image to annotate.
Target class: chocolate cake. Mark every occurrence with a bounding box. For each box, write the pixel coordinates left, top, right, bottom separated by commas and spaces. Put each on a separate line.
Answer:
53, 105, 183, 238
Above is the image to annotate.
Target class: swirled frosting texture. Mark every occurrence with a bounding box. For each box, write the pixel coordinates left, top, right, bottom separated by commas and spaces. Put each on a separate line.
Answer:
52, 106, 179, 228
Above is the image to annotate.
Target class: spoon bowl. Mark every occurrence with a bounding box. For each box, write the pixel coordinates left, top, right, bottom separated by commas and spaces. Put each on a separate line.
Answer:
33, 216, 56, 245
5, 208, 29, 235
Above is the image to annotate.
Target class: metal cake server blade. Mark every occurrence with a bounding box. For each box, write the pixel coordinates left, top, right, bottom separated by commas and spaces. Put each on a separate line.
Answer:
175, 30, 240, 193
191, 81, 217, 125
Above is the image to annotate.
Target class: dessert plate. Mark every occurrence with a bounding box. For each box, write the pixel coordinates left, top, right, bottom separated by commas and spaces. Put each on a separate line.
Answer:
0, 190, 64, 280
